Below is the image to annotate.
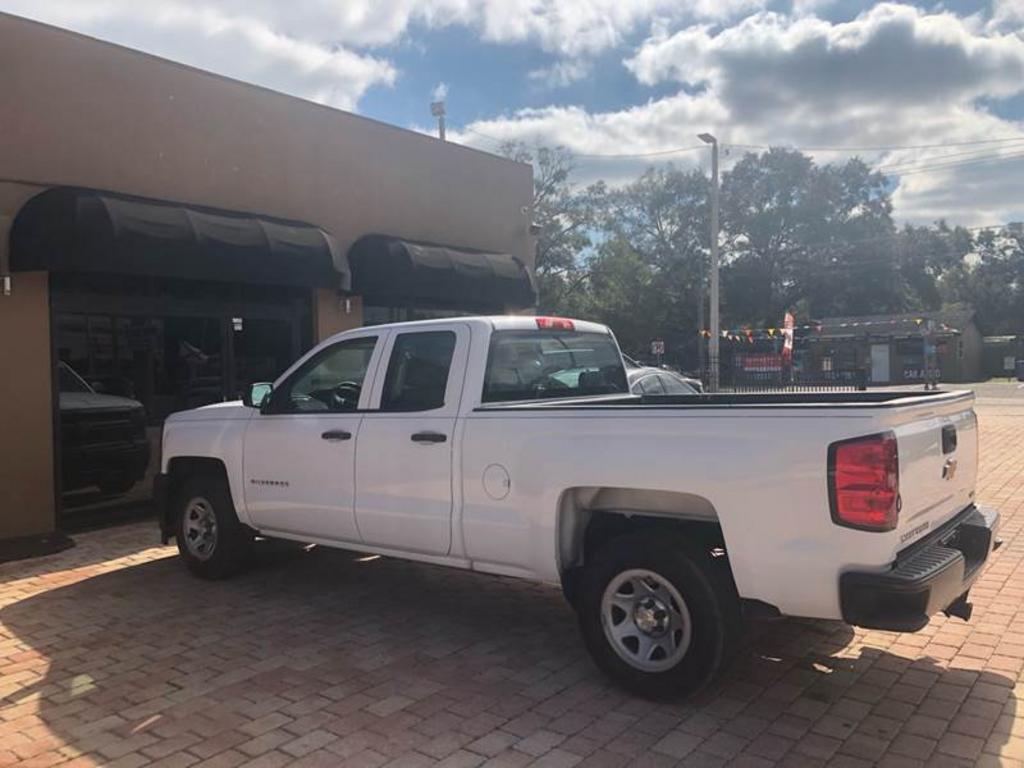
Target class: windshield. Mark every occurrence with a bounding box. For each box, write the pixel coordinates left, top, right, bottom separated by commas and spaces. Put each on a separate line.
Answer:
58, 362, 93, 394
482, 330, 628, 402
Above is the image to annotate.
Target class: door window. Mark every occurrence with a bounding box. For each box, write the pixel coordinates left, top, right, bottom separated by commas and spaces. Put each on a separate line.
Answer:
636, 375, 665, 394
380, 331, 456, 412
658, 374, 696, 394
273, 336, 377, 413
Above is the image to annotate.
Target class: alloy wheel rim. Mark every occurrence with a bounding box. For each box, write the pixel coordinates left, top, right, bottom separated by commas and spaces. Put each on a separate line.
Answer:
600, 568, 692, 672
183, 497, 218, 561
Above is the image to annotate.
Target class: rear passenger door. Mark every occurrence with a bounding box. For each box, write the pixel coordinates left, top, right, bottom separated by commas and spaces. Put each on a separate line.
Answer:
354, 325, 469, 555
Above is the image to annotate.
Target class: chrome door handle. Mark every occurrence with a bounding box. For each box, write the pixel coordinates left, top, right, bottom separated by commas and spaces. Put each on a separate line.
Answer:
411, 431, 447, 444
321, 429, 352, 441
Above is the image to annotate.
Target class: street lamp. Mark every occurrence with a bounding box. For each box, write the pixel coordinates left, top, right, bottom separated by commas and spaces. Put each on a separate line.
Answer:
699, 132, 720, 392
430, 100, 447, 141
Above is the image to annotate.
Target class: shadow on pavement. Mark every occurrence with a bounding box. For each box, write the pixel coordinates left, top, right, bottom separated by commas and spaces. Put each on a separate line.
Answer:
0, 522, 171, 583
0, 543, 1016, 765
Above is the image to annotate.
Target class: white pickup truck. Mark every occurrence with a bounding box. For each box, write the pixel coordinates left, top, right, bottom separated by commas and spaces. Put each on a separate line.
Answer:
156, 316, 999, 697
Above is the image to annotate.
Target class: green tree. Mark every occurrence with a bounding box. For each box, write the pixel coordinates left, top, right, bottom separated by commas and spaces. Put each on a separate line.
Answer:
894, 222, 974, 311
592, 166, 709, 363
498, 142, 1023, 350
499, 142, 604, 314
720, 149, 898, 324
577, 237, 659, 358
958, 225, 1024, 334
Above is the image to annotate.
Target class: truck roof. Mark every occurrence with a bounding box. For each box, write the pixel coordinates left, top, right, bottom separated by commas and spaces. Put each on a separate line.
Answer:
326, 315, 612, 343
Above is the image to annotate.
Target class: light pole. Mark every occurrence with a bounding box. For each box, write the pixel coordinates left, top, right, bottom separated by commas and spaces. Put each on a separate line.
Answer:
431, 100, 446, 141
698, 132, 720, 391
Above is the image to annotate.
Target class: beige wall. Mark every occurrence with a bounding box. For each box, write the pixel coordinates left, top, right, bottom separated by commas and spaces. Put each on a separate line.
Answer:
0, 13, 534, 540
0, 182, 54, 539
0, 271, 54, 539
315, 292, 364, 341
0, 12, 534, 276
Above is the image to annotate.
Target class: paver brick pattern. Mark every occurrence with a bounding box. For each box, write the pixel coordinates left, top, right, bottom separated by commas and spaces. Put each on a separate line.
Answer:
2, 396, 1024, 767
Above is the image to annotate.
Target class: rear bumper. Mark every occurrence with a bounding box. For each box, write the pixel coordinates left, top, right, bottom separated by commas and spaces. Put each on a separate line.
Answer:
840, 504, 1000, 632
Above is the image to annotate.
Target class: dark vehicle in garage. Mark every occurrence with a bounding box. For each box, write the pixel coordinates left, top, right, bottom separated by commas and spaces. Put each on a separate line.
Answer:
58, 362, 150, 496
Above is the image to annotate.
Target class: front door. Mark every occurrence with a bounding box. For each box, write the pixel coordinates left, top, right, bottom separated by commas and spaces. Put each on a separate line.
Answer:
244, 333, 381, 541
870, 343, 890, 383
355, 325, 469, 555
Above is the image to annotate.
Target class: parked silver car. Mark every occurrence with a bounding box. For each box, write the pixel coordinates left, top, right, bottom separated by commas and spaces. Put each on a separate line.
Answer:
627, 365, 701, 395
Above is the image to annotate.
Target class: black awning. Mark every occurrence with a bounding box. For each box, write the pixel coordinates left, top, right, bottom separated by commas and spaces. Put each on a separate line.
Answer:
10, 187, 349, 290
348, 235, 537, 309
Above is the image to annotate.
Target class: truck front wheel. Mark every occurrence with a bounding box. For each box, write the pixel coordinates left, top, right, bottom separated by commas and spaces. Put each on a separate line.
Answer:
175, 475, 252, 579
578, 531, 741, 699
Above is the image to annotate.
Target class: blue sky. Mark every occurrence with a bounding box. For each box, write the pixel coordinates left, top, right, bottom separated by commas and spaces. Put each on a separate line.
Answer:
2, 0, 1022, 225
358, 23, 683, 127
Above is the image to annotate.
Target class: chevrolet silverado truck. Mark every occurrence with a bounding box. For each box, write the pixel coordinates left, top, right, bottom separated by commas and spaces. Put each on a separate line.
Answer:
155, 316, 999, 697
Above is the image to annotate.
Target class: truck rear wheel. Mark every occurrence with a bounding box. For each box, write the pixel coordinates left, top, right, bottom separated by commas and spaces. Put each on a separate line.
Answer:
578, 531, 741, 699
175, 475, 252, 579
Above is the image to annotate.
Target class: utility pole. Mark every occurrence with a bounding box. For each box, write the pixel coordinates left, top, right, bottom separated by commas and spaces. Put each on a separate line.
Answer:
697, 249, 705, 376
698, 133, 720, 391
430, 100, 446, 141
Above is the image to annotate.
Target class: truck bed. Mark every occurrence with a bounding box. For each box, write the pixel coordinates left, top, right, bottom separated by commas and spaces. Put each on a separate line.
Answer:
479, 388, 973, 409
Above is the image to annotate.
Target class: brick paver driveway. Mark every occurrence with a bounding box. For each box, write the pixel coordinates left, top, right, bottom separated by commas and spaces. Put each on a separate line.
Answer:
3, 388, 1024, 767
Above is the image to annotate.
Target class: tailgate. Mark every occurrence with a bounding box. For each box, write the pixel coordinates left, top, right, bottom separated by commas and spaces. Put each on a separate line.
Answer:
892, 395, 978, 549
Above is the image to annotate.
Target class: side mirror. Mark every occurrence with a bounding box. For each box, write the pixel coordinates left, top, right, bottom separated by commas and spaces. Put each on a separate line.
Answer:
90, 381, 107, 394
243, 382, 273, 409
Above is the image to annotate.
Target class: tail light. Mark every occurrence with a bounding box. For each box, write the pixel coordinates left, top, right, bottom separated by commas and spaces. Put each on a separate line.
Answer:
536, 317, 575, 331
828, 432, 899, 531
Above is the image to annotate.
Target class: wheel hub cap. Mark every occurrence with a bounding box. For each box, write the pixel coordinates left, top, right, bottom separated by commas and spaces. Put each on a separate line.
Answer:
634, 596, 670, 636
183, 497, 218, 561
601, 568, 692, 672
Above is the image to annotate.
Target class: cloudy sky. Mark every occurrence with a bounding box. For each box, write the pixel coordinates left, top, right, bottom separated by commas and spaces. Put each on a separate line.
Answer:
2, 0, 1022, 225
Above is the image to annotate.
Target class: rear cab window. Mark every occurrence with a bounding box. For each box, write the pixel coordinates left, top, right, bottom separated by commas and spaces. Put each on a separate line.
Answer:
482, 329, 629, 403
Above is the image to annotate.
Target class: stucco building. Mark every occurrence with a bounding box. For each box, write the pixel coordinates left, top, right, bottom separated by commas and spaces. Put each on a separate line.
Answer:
0, 13, 536, 546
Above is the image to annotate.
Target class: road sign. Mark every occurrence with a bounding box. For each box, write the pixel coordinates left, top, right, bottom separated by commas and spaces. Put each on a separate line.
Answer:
651, 339, 665, 356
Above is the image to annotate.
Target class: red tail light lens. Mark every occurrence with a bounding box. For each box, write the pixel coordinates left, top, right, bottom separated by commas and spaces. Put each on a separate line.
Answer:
828, 432, 899, 531
536, 317, 575, 331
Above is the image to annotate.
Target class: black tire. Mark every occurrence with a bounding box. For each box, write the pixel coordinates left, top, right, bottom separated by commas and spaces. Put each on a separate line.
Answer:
174, 474, 252, 579
578, 530, 741, 699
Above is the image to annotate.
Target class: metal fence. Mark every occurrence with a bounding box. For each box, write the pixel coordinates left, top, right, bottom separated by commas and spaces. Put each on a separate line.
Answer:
696, 356, 869, 393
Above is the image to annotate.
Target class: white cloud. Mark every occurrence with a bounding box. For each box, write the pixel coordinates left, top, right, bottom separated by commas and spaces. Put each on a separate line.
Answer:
626, 4, 1024, 107
527, 59, 592, 88
455, 4, 1024, 224
0, 0, 773, 108
1, 0, 396, 109
452, 0, 767, 56
432, 81, 449, 102
988, 0, 1024, 33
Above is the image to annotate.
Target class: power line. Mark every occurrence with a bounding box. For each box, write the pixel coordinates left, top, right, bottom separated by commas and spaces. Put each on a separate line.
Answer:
726, 222, 1016, 261
728, 136, 1024, 153
463, 125, 1024, 172
887, 150, 1024, 177
463, 126, 705, 159
877, 142, 1024, 173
